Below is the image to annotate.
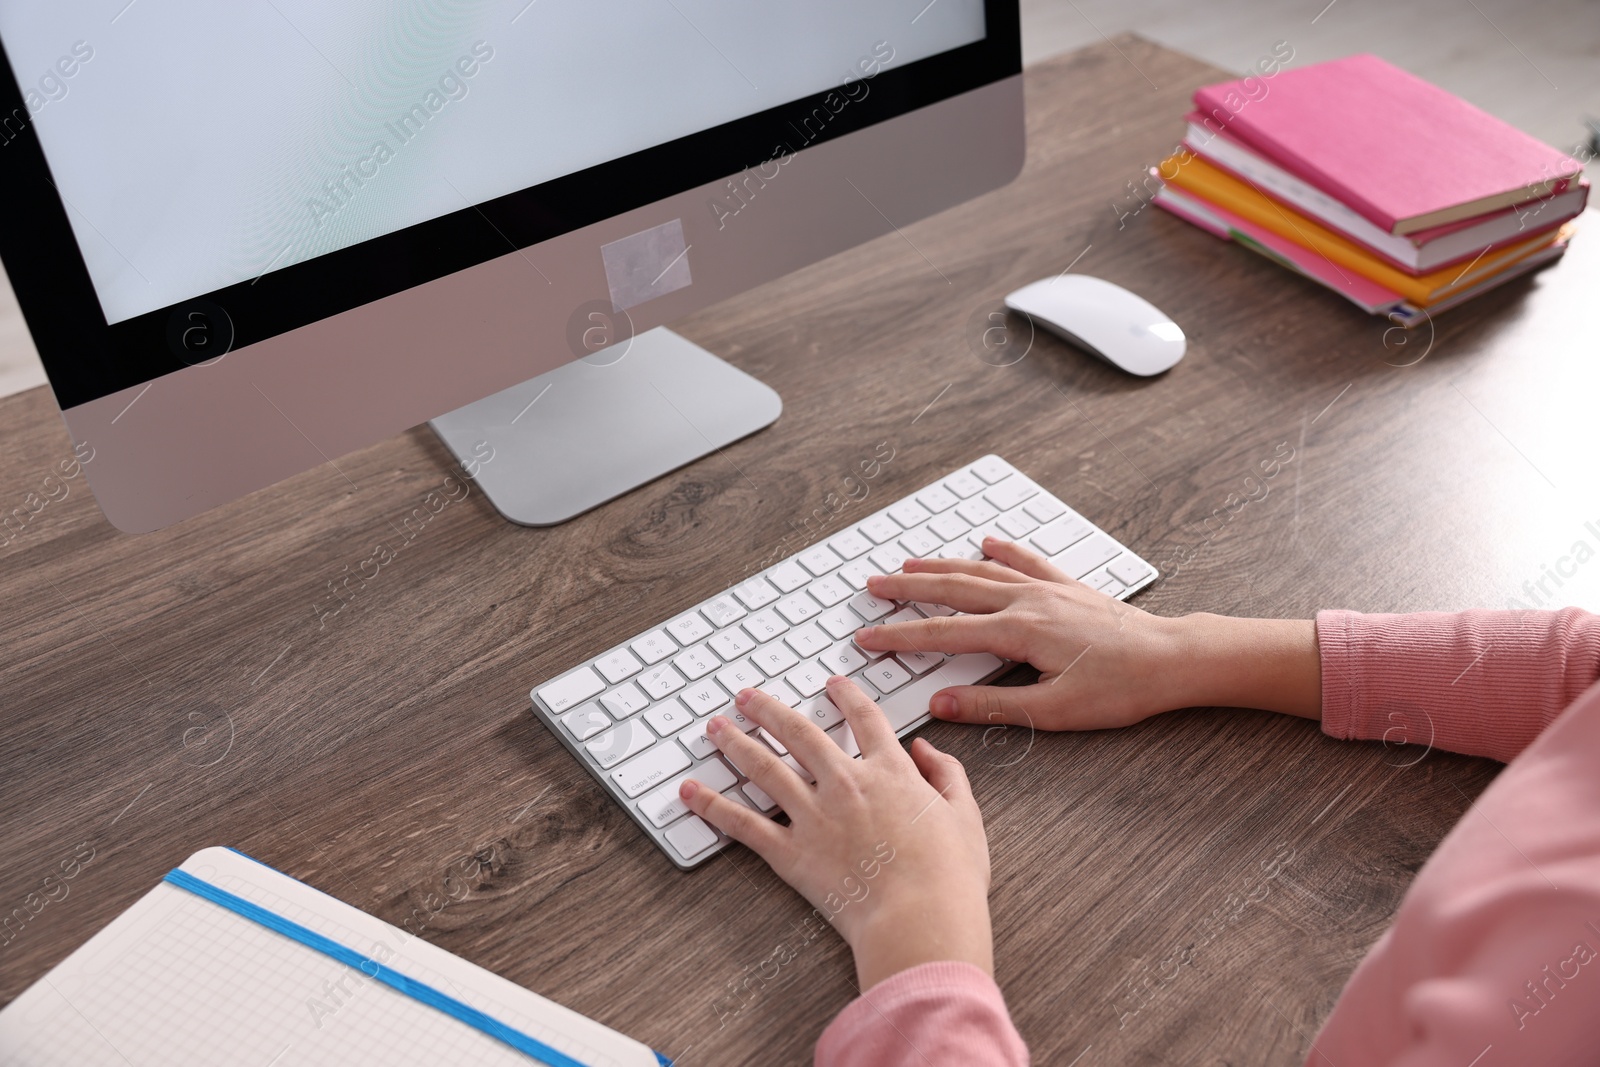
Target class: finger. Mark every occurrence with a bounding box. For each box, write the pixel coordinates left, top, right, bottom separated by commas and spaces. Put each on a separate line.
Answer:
824, 675, 899, 758
927, 682, 1054, 728
680, 777, 787, 857
901, 556, 1033, 584
856, 614, 1013, 657
706, 715, 814, 812
736, 688, 850, 782
908, 737, 979, 817
865, 571, 1017, 614
980, 537, 1075, 584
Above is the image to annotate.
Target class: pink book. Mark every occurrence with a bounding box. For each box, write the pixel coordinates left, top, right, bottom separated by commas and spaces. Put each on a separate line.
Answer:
1192, 54, 1584, 235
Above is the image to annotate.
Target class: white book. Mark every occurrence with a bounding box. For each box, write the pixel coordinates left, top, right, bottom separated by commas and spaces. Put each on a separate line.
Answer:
1185, 120, 1587, 272
0, 847, 661, 1067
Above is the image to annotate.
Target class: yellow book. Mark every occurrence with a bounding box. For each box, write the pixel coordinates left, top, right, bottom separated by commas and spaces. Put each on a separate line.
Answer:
1160, 153, 1562, 306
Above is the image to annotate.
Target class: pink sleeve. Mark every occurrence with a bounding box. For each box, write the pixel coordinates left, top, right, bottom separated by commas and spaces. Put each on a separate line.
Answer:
1309, 676, 1600, 1065
814, 961, 1029, 1067
1316, 607, 1600, 761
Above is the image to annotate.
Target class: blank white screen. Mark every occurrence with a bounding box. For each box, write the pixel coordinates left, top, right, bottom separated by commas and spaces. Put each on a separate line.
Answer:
0, 1, 984, 324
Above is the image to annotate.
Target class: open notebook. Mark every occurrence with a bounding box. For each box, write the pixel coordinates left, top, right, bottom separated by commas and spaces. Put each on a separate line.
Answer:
0, 847, 663, 1067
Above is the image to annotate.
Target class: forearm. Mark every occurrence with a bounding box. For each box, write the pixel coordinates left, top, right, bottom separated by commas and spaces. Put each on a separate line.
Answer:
1163, 614, 1322, 719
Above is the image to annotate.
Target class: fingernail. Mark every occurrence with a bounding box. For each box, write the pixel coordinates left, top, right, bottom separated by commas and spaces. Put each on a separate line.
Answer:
708, 715, 727, 734
931, 694, 957, 717
735, 689, 754, 707
856, 626, 876, 642
826, 674, 847, 687
902, 557, 919, 571
679, 780, 699, 800
982, 535, 1000, 544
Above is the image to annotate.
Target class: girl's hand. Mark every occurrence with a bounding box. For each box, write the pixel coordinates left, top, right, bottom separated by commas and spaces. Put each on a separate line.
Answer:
679, 677, 993, 991
854, 536, 1321, 729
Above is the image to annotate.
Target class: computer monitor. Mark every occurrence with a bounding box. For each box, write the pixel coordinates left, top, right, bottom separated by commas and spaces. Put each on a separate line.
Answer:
0, 2, 1022, 533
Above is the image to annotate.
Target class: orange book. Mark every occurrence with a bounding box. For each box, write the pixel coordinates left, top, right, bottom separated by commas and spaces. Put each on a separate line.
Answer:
1160, 153, 1566, 306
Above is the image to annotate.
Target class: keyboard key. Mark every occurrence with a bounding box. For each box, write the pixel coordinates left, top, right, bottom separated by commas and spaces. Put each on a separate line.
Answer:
630, 631, 677, 665
715, 659, 764, 695
899, 527, 942, 557
743, 609, 789, 643
758, 727, 788, 755
742, 781, 778, 813
837, 558, 879, 590
666, 613, 714, 646
752, 640, 800, 677
1108, 555, 1153, 585
998, 510, 1039, 538
916, 485, 959, 513
680, 719, 720, 758
808, 574, 853, 607
708, 626, 757, 661
665, 815, 719, 860
972, 456, 1012, 484
600, 682, 650, 720
784, 621, 831, 657
680, 681, 731, 716
983, 476, 1037, 511
613, 742, 692, 797
798, 545, 843, 577
1031, 515, 1092, 556
928, 511, 970, 542
883, 606, 921, 628
848, 591, 894, 622
862, 657, 912, 694
956, 498, 998, 525
586, 719, 655, 769
859, 514, 901, 544
897, 649, 946, 676
720, 703, 759, 732
638, 664, 687, 700
915, 601, 956, 618
758, 678, 801, 707
949, 542, 985, 560
560, 702, 610, 741
1053, 533, 1120, 580
870, 653, 1004, 732
889, 500, 932, 528
775, 593, 822, 625
769, 561, 811, 593
945, 471, 984, 498
826, 721, 861, 758
818, 606, 863, 641
1024, 495, 1067, 523
966, 521, 1004, 548
672, 645, 719, 681
733, 577, 781, 610
785, 659, 831, 698
595, 648, 643, 684
817, 639, 867, 676
645, 701, 695, 736
701, 594, 747, 628
869, 543, 910, 573
638, 757, 737, 827
722, 786, 757, 811
1098, 577, 1128, 598
537, 667, 606, 714
798, 692, 845, 730
828, 528, 874, 559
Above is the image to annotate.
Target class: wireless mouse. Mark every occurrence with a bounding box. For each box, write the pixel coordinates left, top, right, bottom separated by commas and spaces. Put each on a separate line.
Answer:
1004, 274, 1185, 376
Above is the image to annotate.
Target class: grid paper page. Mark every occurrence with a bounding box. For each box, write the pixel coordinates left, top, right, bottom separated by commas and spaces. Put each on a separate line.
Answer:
0, 848, 654, 1067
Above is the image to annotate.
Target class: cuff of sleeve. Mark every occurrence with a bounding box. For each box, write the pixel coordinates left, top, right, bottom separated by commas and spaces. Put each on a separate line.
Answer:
815, 961, 1027, 1067
1316, 609, 1366, 743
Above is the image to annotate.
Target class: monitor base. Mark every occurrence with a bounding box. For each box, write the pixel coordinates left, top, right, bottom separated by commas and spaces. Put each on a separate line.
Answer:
428, 328, 781, 526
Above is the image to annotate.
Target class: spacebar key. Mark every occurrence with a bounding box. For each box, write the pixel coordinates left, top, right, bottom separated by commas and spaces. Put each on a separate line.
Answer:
873, 653, 1004, 731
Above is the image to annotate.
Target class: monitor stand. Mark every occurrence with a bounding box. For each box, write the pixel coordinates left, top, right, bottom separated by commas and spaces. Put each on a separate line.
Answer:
428, 328, 782, 526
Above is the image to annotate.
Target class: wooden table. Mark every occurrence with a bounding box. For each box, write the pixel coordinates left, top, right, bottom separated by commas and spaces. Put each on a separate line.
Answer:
4, 35, 1597, 1065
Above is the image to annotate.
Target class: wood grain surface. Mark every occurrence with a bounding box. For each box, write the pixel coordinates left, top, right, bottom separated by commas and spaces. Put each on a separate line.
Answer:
4, 35, 1598, 1065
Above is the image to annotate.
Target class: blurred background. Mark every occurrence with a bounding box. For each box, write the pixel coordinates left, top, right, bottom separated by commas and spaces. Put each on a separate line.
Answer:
2, 0, 1593, 400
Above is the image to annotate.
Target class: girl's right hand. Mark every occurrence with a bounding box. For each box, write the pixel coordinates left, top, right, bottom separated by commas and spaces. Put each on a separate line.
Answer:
853, 537, 1321, 729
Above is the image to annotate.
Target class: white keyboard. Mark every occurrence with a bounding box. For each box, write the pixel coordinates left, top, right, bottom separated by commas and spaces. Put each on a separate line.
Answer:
530, 455, 1157, 869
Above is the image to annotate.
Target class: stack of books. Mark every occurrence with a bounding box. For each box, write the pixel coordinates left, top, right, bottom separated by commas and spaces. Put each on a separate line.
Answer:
1154, 54, 1587, 325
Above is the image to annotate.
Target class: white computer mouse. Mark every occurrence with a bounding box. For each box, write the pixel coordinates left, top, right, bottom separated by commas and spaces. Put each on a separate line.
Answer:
1003, 274, 1185, 376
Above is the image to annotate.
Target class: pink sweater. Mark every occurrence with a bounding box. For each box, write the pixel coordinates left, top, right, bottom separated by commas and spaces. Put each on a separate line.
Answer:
814, 608, 1600, 1066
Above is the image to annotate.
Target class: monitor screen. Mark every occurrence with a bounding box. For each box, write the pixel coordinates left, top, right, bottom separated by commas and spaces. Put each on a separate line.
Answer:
0, 2, 985, 325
